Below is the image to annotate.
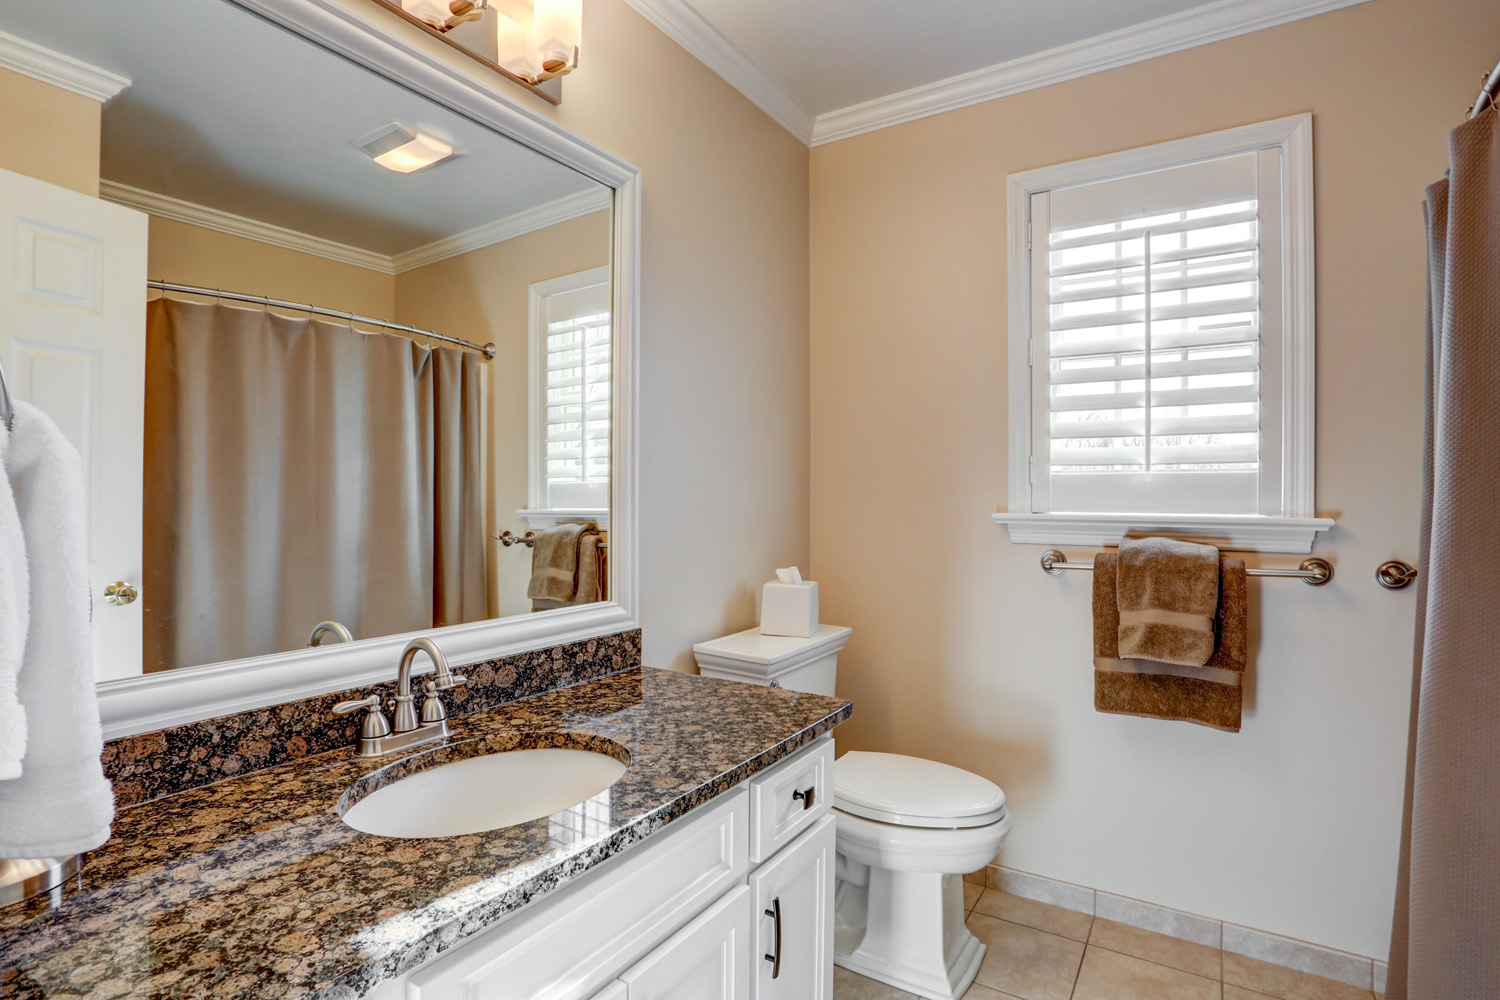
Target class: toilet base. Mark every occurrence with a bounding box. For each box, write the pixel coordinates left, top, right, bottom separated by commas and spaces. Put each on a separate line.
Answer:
834, 867, 985, 1000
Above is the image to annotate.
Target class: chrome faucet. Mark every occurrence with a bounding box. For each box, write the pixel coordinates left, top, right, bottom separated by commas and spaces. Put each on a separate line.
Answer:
393, 637, 465, 733
332, 637, 467, 757
307, 620, 354, 647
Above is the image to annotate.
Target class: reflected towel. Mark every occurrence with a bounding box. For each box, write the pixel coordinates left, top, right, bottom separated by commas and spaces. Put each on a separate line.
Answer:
526, 522, 598, 604
0, 401, 114, 856
1116, 536, 1220, 666
1094, 551, 1248, 733
0, 419, 28, 780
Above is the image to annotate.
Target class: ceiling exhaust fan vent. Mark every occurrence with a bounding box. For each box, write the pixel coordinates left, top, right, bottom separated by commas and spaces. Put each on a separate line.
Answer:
353, 122, 419, 160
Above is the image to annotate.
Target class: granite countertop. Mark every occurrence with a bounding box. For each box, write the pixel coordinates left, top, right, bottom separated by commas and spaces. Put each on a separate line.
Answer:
0, 667, 852, 1000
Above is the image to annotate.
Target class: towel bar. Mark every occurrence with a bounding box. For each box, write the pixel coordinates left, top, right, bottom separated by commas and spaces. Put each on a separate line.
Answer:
1039, 549, 1334, 586
493, 530, 608, 550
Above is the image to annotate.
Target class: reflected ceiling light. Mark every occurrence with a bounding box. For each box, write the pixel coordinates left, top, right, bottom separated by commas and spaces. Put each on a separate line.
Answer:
353, 123, 464, 174
398, 0, 581, 83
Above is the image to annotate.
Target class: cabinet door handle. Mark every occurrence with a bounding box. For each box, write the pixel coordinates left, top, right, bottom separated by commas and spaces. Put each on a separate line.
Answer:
763, 896, 782, 979
793, 786, 815, 810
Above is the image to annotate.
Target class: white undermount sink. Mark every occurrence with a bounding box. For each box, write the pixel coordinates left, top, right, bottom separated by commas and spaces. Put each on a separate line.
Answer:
341, 745, 629, 839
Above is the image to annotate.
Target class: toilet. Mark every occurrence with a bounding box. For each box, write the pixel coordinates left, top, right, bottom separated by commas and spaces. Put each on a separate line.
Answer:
694, 626, 1012, 1000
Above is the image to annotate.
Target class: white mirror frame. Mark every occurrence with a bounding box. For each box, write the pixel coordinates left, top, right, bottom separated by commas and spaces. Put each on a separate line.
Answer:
96, 0, 641, 739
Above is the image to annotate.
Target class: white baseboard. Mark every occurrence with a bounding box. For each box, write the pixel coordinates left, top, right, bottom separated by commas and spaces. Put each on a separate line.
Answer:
983, 864, 1380, 991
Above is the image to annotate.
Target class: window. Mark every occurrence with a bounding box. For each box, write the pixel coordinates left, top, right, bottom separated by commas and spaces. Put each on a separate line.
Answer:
529, 266, 612, 514
996, 115, 1331, 552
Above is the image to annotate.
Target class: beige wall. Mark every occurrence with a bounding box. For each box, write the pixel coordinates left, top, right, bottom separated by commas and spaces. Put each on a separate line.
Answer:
396, 210, 612, 619
0, 67, 100, 196
810, 0, 1496, 961
338, 0, 812, 671
145, 216, 395, 319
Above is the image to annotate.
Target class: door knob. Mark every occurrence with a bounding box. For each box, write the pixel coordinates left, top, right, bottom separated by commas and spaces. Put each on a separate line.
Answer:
104, 581, 138, 606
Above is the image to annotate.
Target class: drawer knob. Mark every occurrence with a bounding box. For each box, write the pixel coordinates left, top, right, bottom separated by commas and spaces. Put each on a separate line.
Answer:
793, 786, 815, 810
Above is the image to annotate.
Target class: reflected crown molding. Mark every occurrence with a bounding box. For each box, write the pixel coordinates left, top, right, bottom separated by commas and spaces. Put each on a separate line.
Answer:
98, 0, 641, 739
0, 27, 130, 103
102, 181, 613, 276
392, 186, 612, 271
101, 181, 394, 273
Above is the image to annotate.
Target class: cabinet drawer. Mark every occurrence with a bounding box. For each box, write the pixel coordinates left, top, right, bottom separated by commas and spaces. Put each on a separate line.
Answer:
408, 787, 749, 1000
747, 737, 833, 863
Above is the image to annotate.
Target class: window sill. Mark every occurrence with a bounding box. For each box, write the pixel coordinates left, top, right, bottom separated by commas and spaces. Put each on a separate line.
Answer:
518, 508, 610, 529
991, 512, 1335, 554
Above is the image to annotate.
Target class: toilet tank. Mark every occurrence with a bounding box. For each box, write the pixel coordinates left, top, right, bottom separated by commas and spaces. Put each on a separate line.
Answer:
692, 625, 852, 696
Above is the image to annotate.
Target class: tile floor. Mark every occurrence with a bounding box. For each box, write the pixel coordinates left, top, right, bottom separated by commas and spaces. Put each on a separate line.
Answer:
832, 885, 1386, 1000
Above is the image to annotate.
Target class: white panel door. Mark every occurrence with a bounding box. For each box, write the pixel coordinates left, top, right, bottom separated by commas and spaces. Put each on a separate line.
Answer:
749, 815, 835, 1000
0, 166, 149, 681
621, 885, 751, 1000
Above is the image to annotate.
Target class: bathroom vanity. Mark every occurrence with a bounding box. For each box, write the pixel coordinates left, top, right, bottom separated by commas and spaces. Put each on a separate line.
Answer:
0, 667, 849, 999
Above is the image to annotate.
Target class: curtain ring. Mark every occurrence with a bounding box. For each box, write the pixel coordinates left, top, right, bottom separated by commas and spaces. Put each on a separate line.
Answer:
346, 310, 357, 330
214, 287, 223, 306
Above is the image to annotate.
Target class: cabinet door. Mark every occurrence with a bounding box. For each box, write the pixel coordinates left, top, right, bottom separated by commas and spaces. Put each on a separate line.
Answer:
748, 815, 835, 1000
621, 885, 750, 1000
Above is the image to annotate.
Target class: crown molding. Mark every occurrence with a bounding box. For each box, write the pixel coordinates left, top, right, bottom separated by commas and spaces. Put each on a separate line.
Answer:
101, 180, 395, 273
391, 186, 612, 271
101, 180, 611, 275
811, 0, 1373, 146
618, 0, 815, 144
0, 28, 130, 102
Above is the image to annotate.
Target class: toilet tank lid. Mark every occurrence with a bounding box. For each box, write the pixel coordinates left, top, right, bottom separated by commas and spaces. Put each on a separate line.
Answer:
834, 751, 1006, 827
692, 624, 852, 667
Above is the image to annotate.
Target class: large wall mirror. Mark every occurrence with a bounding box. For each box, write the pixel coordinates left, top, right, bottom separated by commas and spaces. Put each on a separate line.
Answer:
0, 0, 639, 736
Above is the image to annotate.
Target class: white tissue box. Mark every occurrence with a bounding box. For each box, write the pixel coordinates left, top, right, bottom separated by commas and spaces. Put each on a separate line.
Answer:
760, 580, 819, 638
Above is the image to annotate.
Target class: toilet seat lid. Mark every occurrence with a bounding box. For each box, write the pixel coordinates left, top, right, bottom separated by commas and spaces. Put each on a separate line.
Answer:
833, 751, 1007, 829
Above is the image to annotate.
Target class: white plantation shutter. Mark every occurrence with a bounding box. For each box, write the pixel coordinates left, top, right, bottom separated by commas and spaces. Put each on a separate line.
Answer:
534, 271, 611, 509
1029, 150, 1284, 515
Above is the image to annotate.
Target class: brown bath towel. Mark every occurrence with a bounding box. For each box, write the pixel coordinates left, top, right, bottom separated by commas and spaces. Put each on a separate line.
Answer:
1094, 551, 1248, 733
1116, 536, 1220, 666
526, 522, 598, 604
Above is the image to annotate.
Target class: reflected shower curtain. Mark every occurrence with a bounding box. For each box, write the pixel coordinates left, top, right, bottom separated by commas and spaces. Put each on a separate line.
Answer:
1388, 107, 1500, 998
142, 299, 486, 672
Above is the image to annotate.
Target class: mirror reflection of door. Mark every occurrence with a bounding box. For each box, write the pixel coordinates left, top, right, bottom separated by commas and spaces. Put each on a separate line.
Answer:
0, 0, 614, 679
0, 166, 149, 682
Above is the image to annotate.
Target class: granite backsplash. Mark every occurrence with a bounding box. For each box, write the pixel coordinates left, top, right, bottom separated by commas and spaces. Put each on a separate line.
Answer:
101, 629, 642, 808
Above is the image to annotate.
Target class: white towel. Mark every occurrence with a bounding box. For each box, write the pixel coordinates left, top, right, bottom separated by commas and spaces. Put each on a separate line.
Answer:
0, 401, 114, 857
0, 417, 29, 779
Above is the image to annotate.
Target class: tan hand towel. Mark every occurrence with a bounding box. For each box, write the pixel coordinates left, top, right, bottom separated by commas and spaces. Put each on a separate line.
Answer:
1094, 551, 1248, 733
526, 522, 597, 603
1116, 536, 1220, 666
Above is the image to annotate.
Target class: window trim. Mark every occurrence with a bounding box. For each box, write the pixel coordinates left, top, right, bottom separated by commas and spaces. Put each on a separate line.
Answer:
528, 265, 613, 515
995, 113, 1332, 553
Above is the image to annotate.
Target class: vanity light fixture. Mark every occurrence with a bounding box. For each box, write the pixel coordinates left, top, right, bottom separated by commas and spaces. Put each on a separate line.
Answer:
353, 122, 464, 174
398, 0, 581, 83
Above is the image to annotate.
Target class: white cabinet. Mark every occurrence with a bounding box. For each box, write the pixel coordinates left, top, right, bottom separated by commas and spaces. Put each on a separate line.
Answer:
750, 816, 835, 1000
618, 885, 751, 999
386, 737, 835, 1000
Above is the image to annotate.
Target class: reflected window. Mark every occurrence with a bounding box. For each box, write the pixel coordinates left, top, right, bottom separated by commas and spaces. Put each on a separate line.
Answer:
530, 266, 611, 512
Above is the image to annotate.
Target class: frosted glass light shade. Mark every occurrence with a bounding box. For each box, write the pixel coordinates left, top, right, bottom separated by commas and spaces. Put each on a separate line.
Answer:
533, 0, 582, 72
373, 131, 457, 173
496, 13, 545, 82
400, 0, 451, 28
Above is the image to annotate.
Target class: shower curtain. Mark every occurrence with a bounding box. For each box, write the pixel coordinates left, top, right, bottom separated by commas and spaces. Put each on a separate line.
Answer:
142, 299, 487, 672
1387, 106, 1500, 998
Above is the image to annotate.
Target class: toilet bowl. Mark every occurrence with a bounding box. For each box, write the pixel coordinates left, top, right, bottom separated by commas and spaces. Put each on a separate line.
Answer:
693, 627, 1013, 999
832, 752, 1012, 1000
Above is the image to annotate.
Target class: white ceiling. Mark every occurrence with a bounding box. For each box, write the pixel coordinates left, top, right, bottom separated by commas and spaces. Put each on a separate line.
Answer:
0, 0, 605, 255
624, 0, 1372, 144
688, 0, 1209, 116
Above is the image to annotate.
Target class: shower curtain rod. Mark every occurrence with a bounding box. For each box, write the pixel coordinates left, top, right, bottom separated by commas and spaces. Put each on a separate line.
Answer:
147, 280, 497, 359
1472, 57, 1500, 118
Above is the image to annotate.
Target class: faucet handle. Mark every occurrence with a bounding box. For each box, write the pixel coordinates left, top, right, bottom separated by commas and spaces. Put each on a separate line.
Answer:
441, 674, 468, 690
420, 680, 452, 724
333, 695, 393, 740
